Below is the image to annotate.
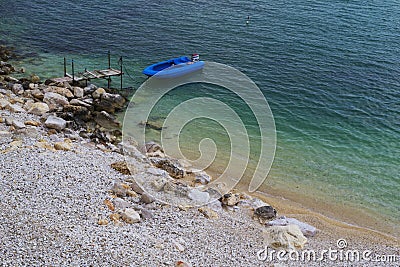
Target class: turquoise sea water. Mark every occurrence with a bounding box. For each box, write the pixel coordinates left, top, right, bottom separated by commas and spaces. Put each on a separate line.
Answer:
1, 1, 399, 232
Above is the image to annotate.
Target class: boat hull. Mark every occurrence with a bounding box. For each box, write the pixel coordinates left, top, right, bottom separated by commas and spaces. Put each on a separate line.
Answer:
142, 56, 204, 78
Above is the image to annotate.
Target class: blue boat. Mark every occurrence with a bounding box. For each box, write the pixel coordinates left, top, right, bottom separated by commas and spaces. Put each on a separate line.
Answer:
142, 54, 204, 78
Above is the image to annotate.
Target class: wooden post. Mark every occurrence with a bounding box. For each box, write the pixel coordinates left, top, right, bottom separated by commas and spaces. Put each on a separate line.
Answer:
108, 50, 111, 69
120, 56, 123, 90
63, 57, 67, 77
72, 59, 75, 85
85, 68, 88, 87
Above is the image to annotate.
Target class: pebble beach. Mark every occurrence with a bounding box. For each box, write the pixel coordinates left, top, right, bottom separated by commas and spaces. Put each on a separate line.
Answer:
0, 47, 399, 266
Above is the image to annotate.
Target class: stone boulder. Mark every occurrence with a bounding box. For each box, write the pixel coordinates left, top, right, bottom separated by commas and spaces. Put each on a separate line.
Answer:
94, 92, 125, 113
54, 141, 72, 151
12, 83, 24, 95
193, 170, 212, 185
188, 189, 210, 203
43, 92, 69, 111
144, 141, 165, 157
45, 86, 74, 98
83, 84, 97, 95
44, 115, 67, 131
112, 197, 131, 210
198, 207, 219, 219
31, 89, 44, 100
263, 224, 307, 251
93, 111, 121, 130
12, 120, 25, 129
267, 217, 317, 237
254, 205, 277, 223
150, 157, 186, 179
63, 104, 90, 121
28, 102, 49, 115
6, 103, 25, 113
69, 98, 92, 108
0, 99, 10, 109
220, 192, 241, 206
92, 87, 106, 99
73, 87, 84, 98
120, 208, 141, 224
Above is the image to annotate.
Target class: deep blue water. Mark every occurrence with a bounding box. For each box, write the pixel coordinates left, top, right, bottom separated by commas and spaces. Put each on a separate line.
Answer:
1, 0, 399, 231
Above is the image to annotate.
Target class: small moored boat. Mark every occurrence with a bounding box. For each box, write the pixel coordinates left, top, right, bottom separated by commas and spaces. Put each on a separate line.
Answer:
142, 54, 204, 78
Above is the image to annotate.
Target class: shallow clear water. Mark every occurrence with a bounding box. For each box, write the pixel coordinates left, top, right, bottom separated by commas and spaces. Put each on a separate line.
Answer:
1, 0, 399, 229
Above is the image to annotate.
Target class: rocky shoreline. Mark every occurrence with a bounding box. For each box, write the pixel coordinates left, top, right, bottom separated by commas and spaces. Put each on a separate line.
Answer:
0, 46, 398, 266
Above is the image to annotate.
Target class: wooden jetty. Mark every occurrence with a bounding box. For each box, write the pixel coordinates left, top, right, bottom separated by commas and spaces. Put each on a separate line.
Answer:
51, 51, 125, 89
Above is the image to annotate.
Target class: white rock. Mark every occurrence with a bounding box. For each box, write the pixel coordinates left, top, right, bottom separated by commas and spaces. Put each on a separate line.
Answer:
12, 84, 24, 95
28, 102, 49, 115
193, 170, 212, 184
12, 120, 25, 129
221, 193, 240, 206
92, 88, 106, 99
151, 177, 168, 191
43, 92, 68, 111
188, 189, 210, 203
6, 103, 25, 113
45, 115, 67, 131
70, 98, 91, 107
113, 198, 131, 210
73, 87, 84, 98
172, 240, 185, 252
147, 167, 167, 176
263, 224, 307, 251
0, 99, 10, 109
0, 130, 12, 137
175, 261, 192, 267
267, 217, 318, 237
120, 208, 141, 224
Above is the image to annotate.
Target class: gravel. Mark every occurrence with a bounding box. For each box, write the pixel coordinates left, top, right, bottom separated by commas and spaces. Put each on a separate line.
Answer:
0, 109, 398, 266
